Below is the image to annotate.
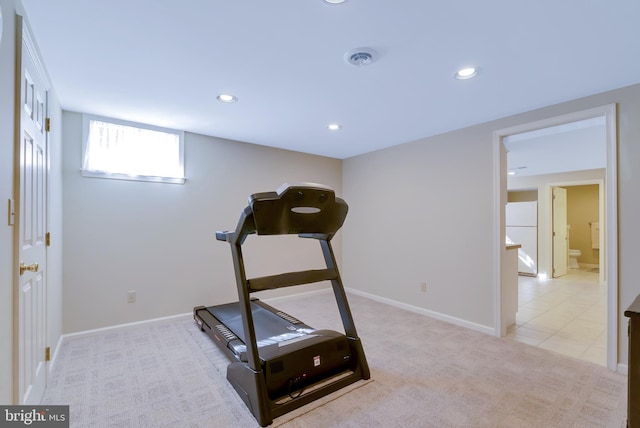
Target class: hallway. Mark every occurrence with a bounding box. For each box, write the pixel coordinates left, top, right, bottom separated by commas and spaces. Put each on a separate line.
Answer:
505, 268, 606, 366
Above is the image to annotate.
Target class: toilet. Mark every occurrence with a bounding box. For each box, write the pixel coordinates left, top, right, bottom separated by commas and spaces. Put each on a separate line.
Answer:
569, 249, 581, 269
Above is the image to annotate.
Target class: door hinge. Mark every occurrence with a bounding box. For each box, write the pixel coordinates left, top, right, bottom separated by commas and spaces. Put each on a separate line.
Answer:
46, 232, 51, 247
45, 117, 51, 132
8, 198, 15, 226
45, 347, 51, 362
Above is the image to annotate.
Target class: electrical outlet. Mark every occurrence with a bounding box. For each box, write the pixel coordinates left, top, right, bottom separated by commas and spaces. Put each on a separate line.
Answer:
420, 282, 427, 292
127, 290, 136, 303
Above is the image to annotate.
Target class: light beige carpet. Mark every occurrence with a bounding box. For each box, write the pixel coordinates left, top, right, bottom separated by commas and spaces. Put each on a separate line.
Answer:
42, 290, 627, 427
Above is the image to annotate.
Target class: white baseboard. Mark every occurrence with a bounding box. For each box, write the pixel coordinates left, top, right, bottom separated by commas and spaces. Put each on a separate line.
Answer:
60, 287, 492, 344
48, 334, 64, 374
345, 287, 495, 336
60, 290, 332, 343
254, 287, 496, 336
61, 312, 192, 340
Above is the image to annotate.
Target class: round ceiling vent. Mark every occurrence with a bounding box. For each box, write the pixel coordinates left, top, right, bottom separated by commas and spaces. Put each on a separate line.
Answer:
344, 47, 378, 67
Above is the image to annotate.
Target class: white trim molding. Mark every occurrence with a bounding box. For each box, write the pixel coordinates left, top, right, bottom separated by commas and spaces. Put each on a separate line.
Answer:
61, 312, 192, 340
346, 288, 495, 336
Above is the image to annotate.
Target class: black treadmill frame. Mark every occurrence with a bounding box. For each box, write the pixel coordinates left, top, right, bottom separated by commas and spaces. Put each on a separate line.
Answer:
194, 183, 370, 426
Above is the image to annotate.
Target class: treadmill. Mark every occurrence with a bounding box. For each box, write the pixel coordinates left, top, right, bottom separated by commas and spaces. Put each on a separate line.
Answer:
194, 183, 370, 427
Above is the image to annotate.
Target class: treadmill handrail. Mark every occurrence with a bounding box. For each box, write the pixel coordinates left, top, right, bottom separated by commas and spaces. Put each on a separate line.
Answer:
216, 230, 231, 241
247, 268, 338, 292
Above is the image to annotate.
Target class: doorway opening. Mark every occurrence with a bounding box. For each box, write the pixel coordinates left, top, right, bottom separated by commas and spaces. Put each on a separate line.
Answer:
550, 182, 605, 283
508, 181, 606, 365
493, 104, 618, 371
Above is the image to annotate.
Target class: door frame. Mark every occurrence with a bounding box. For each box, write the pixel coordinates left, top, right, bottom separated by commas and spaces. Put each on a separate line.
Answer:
551, 186, 568, 278
541, 180, 605, 285
492, 104, 618, 371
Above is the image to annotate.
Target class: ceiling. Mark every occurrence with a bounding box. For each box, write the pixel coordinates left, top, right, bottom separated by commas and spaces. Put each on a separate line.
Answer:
504, 117, 607, 177
20, 0, 640, 160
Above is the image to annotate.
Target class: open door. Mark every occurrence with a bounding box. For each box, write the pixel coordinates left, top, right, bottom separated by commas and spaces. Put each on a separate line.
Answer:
552, 186, 568, 278
14, 15, 50, 405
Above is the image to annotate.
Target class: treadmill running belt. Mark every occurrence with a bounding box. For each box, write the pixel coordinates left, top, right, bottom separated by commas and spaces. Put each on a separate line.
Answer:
207, 301, 314, 344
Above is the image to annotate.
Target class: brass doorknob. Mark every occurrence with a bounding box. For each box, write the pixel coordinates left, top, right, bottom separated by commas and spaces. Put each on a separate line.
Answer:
20, 262, 39, 275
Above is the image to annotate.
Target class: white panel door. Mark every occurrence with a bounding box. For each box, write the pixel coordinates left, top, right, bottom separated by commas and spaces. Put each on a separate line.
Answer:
16, 17, 49, 405
552, 187, 568, 278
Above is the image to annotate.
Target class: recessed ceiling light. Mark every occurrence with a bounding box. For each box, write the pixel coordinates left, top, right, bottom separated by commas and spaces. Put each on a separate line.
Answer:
454, 67, 479, 80
324, 0, 347, 3
327, 123, 342, 131
217, 94, 237, 103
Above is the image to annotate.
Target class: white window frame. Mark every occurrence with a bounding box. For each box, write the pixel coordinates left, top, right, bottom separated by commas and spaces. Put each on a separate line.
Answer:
81, 114, 186, 184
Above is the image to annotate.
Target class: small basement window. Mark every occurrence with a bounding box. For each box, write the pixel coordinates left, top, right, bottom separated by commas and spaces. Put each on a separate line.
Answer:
82, 114, 185, 184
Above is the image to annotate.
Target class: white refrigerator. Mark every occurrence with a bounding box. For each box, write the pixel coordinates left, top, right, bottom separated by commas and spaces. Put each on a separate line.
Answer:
506, 201, 538, 276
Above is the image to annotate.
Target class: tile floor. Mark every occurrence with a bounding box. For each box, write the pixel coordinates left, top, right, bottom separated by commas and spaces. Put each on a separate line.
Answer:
505, 267, 607, 366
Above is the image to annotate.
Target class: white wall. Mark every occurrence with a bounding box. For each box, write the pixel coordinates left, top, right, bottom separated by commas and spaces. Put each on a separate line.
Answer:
343, 122, 497, 329
0, 0, 63, 404
62, 111, 343, 333
342, 83, 640, 365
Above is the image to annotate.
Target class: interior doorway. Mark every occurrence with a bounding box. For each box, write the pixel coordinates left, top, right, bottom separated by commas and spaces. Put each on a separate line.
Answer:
547, 182, 605, 284
493, 104, 618, 371
508, 181, 606, 365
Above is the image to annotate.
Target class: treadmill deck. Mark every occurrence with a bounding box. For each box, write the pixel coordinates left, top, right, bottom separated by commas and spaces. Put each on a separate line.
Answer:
195, 300, 354, 401
207, 300, 315, 346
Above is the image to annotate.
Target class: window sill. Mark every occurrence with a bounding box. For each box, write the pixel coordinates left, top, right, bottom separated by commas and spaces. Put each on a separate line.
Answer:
81, 170, 186, 184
